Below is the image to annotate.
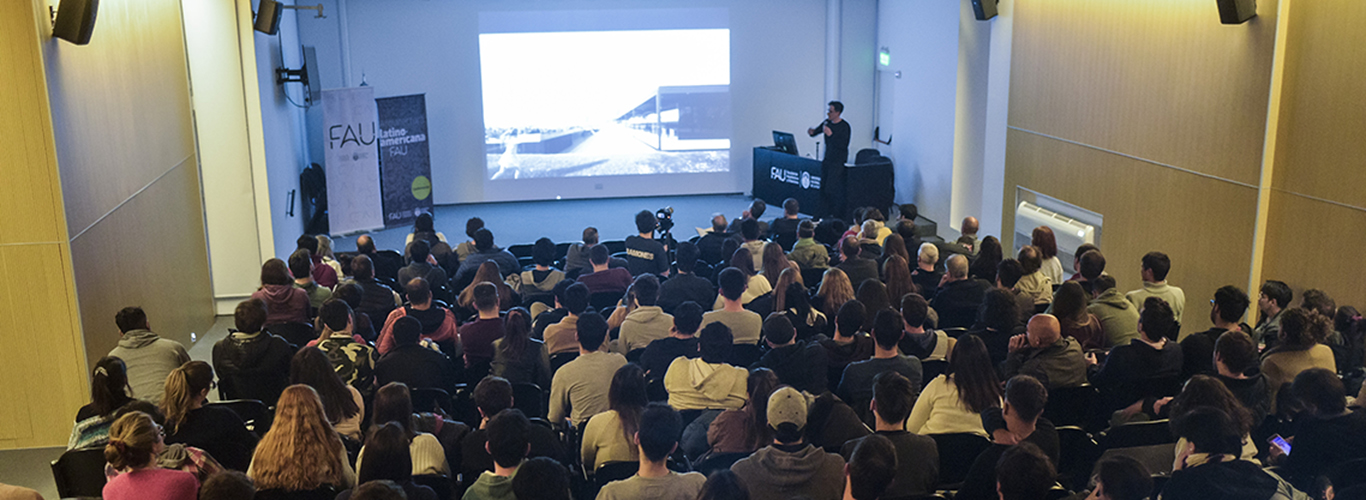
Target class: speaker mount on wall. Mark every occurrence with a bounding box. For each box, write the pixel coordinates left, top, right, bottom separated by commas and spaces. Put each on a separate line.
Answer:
276, 46, 321, 106
254, 0, 327, 35
50, 0, 99, 45
971, 0, 998, 21
1216, 0, 1257, 24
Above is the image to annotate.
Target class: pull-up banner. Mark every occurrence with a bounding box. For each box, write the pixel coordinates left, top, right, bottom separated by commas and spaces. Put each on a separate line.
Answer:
322, 87, 384, 235
376, 94, 433, 228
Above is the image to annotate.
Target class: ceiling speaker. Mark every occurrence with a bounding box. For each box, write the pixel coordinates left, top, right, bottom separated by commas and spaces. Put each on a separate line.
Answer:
1217, 0, 1257, 24
971, 0, 998, 21
53, 0, 99, 45
255, 0, 283, 35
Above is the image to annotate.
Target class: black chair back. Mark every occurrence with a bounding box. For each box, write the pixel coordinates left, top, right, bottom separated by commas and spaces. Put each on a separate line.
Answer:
521, 292, 555, 309
590, 291, 622, 312
693, 452, 750, 476
1056, 426, 1100, 491
208, 399, 274, 436
1100, 419, 1175, 449
801, 267, 828, 288
411, 474, 453, 500
266, 322, 317, 349
412, 387, 455, 415
920, 360, 948, 383
550, 352, 579, 374
601, 240, 627, 255
930, 432, 992, 486
941, 327, 968, 338
254, 486, 340, 500
1044, 384, 1100, 430
727, 343, 763, 368
1330, 457, 1366, 491
593, 461, 640, 489
512, 383, 547, 418
51, 447, 106, 498
374, 250, 405, 282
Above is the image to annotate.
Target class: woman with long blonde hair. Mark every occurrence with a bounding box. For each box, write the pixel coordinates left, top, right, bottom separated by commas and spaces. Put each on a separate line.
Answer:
248, 385, 356, 493
102, 411, 198, 500
760, 242, 792, 289
161, 361, 256, 471
815, 268, 856, 320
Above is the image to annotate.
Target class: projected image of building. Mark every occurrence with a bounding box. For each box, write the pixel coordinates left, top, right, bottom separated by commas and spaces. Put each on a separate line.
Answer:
616, 85, 731, 151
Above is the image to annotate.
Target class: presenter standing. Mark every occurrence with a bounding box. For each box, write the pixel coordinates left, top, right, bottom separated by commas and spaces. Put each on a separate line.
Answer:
808, 101, 851, 219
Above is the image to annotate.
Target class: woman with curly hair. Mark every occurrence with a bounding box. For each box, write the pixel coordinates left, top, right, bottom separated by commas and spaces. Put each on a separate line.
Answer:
248, 385, 356, 495
814, 268, 856, 320
1261, 307, 1336, 409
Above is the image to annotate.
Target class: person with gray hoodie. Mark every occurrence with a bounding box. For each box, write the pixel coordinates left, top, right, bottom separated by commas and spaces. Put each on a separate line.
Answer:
108, 307, 189, 404
1088, 275, 1141, 348
730, 386, 846, 500
615, 274, 674, 356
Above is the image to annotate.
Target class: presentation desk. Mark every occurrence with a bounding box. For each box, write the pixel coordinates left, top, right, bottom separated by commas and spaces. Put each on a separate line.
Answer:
752, 146, 895, 219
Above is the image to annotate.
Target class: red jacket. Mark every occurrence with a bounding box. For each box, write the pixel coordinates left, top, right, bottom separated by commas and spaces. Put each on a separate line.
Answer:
377, 306, 458, 355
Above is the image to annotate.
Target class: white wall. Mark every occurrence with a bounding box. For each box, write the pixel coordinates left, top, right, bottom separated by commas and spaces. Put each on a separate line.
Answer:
290, 0, 871, 205
876, 0, 961, 227
951, 0, 993, 239
250, 1, 309, 259
839, 0, 878, 153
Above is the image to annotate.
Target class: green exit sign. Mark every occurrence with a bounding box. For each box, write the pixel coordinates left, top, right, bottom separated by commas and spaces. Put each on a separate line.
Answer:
879, 49, 890, 66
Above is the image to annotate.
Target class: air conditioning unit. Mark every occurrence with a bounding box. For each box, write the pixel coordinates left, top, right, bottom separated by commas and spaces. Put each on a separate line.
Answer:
1014, 201, 1096, 267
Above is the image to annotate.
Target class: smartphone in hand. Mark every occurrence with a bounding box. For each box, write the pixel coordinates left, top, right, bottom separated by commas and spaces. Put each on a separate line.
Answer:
1269, 434, 1292, 456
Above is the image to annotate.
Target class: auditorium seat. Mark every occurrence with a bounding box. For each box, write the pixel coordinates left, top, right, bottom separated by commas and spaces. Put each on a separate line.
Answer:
411, 473, 453, 500
512, 382, 547, 419
50, 447, 106, 499
1056, 426, 1100, 491
1043, 384, 1100, 431
207, 399, 274, 436
412, 387, 455, 416
1099, 419, 1175, 449
266, 322, 316, 349
930, 432, 992, 487
693, 452, 749, 477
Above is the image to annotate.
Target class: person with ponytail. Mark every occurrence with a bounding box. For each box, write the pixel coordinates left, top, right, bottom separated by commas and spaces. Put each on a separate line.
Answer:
102, 411, 199, 500
69, 356, 161, 449
248, 385, 356, 496
161, 361, 257, 471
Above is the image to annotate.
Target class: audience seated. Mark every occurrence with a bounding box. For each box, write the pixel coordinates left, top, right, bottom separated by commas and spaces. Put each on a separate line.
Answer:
356, 235, 402, 286
1126, 251, 1187, 326
854, 280, 892, 333
290, 347, 365, 441
969, 288, 1027, 368
1089, 274, 1141, 348
346, 255, 402, 324
819, 301, 875, 391
531, 279, 575, 339
314, 300, 378, 393
882, 256, 917, 312
906, 335, 1000, 437
996, 259, 1038, 326
776, 276, 827, 342
1089, 297, 1183, 413
375, 316, 459, 391
730, 386, 846, 500
931, 254, 992, 329
1261, 307, 1337, 409
836, 236, 880, 293
1052, 281, 1105, 350
102, 411, 200, 500
548, 312, 627, 427
657, 243, 717, 313
716, 247, 773, 309
840, 372, 938, 498
70, 356, 162, 450
331, 283, 377, 342
212, 298, 292, 405
1001, 314, 1087, 389
626, 210, 671, 277
357, 383, 449, 477
814, 268, 857, 322
397, 240, 449, 292
968, 236, 1003, 284
840, 433, 897, 500
289, 249, 332, 313
617, 274, 674, 355
1070, 247, 1106, 295
543, 282, 591, 355
838, 309, 923, 422
1032, 227, 1064, 284
1212, 331, 1272, 427
708, 368, 780, 455
577, 245, 633, 295
994, 442, 1056, 500
665, 322, 748, 411
768, 198, 803, 250
753, 314, 829, 394
108, 307, 191, 404
956, 375, 1058, 500
248, 385, 357, 494
1253, 280, 1293, 349
458, 282, 504, 373
908, 242, 944, 300
507, 237, 566, 297
1161, 375, 1260, 463
297, 235, 340, 288
563, 226, 597, 277
899, 293, 955, 362
454, 218, 484, 263
702, 268, 764, 345
454, 228, 520, 290
1086, 456, 1152, 500
598, 404, 708, 499
1182, 285, 1252, 379
459, 261, 519, 312
510, 457, 572, 500
1163, 407, 1304, 500
581, 364, 646, 471
1014, 246, 1054, 307
160, 361, 257, 471
338, 423, 438, 500
1279, 368, 1366, 489
463, 409, 529, 500
640, 301, 704, 384
461, 377, 564, 484
199, 471, 256, 500
739, 219, 767, 272
696, 215, 737, 265
376, 279, 459, 358
490, 308, 552, 388
788, 220, 830, 271
696, 470, 751, 500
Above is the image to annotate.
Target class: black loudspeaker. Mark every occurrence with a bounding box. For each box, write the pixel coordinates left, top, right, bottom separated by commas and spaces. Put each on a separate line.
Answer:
52, 0, 98, 45
971, 0, 998, 21
255, 0, 283, 35
1217, 0, 1257, 24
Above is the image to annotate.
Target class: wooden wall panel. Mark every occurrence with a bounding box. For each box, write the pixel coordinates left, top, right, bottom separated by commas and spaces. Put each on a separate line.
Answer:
1009, 0, 1278, 186
1261, 192, 1366, 309
69, 160, 215, 370
1004, 130, 1260, 333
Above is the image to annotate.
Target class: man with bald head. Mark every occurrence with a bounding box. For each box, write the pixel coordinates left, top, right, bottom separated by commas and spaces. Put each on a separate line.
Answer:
696, 213, 738, 265
961, 217, 980, 255
355, 234, 401, 282
929, 254, 991, 329
1000, 314, 1087, 389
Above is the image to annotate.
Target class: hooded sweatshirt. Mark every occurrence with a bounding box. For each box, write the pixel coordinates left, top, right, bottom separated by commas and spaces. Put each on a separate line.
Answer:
664, 357, 748, 410
1088, 288, 1141, 347
730, 444, 846, 500
108, 330, 190, 404
212, 330, 294, 404
462, 469, 516, 500
251, 284, 310, 324
617, 306, 674, 355
752, 342, 829, 394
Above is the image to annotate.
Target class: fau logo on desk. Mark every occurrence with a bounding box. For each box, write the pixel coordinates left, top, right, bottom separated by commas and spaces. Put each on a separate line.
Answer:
771, 167, 820, 190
